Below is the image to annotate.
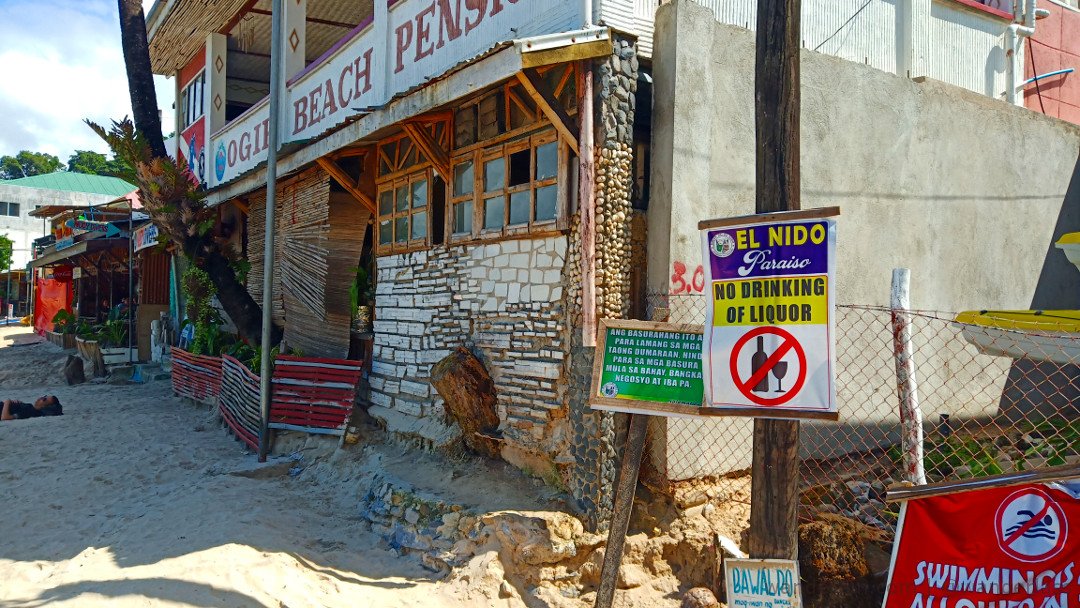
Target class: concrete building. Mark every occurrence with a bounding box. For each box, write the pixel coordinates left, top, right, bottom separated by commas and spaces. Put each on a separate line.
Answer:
0, 173, 135, 269
646, 0, 1080, 479
1023, 0, 1080, 123
146, 0, 1080, 525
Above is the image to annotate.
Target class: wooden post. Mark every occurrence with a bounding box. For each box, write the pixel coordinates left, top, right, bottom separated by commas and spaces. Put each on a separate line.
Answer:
891, 268, 927, 485
747, 0, 803, 561
594, 414, 648, 608
577, 60, 597, 347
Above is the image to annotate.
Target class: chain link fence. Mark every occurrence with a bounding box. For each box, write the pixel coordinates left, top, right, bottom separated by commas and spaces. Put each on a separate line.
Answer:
642, 292, 1080, 538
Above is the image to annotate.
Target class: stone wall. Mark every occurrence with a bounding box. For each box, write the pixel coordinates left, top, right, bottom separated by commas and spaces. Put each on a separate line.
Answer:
566, 35, 640, 531
368, 235, 572, 477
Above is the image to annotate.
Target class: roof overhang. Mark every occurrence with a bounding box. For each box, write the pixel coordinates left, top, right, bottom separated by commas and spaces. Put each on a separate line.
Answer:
29, 238, 130, 269
148, 0, 250, 74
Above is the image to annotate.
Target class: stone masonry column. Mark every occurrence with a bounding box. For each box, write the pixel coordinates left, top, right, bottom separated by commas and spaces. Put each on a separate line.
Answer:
567, 35, 639, 531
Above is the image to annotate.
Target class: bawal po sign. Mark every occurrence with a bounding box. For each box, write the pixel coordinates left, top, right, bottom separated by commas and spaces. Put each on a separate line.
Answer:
699, 208, 839, 419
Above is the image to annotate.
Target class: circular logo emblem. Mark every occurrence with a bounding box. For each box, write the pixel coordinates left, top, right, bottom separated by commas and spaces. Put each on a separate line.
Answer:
214, 143, 227, 182
601, 382, 619, 398
994, 488, 1068, 563
711, 233, 736, 258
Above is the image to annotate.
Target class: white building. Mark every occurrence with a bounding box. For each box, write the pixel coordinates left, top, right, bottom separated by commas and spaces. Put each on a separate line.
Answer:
0, 173, 136, 269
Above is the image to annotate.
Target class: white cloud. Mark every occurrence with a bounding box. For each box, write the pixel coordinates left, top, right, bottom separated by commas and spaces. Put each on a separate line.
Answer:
0, 0, 174, 161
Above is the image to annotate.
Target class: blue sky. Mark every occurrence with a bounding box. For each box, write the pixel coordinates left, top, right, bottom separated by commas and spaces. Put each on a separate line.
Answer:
0, 0, 174, 160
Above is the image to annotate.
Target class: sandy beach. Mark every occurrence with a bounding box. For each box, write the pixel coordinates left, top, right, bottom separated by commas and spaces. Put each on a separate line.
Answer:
0, 326, 513, 608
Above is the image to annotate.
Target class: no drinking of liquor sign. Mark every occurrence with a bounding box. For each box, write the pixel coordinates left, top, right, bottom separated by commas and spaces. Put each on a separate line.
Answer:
699, 208, 839, 419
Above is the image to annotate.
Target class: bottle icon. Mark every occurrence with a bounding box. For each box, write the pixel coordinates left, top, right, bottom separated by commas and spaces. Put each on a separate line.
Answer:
751, 336, 770, 392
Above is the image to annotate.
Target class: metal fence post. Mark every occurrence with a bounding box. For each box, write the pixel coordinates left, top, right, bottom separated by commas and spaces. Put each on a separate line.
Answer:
890, 268, 926, 485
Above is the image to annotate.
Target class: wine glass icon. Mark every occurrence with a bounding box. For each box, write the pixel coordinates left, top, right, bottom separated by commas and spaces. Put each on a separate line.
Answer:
772, 360, 789, 393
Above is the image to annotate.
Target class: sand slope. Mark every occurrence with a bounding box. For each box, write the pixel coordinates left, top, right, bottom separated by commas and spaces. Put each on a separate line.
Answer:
0, 327, 517, 608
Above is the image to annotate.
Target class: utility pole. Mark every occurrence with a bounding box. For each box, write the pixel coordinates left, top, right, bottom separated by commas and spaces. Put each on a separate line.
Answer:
257, 0, 285, 462
748, 0, 802, 560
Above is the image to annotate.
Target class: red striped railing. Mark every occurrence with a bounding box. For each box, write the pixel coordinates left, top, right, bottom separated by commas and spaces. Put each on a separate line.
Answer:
170, 347, 223, 402
269, 355, 363, 436
219, 354, 261, 451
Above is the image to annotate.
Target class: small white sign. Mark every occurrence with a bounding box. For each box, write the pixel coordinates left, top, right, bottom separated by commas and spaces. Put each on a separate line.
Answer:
724, 558, 802, 608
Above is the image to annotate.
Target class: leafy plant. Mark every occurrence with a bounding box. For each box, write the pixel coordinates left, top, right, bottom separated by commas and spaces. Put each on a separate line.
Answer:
75, 321, 101, 341
244, 343, 281, 375
99, 319, 128, 348
51, 310, 76, 334
349, 266, 375, 312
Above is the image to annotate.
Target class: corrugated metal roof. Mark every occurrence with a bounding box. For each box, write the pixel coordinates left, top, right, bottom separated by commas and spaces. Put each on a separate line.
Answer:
2, 173, 135, 196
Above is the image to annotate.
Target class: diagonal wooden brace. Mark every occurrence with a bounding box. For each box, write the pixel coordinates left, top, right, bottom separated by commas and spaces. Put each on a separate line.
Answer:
315, 157, 376, 215
516, 69, 580, 155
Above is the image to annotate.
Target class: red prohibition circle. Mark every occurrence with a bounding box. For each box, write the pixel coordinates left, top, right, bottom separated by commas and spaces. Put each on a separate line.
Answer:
729, 326, 807, 406
993, 487, 1068, 563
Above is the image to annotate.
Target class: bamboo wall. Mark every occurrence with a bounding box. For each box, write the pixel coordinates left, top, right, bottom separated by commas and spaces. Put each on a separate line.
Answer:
244, 167, 369, 358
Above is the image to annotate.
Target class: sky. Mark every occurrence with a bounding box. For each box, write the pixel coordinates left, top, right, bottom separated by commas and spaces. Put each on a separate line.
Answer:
0, 0, 174, 162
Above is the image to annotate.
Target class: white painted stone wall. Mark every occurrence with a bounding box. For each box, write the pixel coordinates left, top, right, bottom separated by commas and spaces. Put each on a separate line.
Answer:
369, 235, 571, 468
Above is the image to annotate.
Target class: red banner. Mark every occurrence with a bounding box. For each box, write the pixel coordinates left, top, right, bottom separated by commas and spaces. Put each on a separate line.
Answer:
34, 278, 72, 334
884, 482, 1080, 608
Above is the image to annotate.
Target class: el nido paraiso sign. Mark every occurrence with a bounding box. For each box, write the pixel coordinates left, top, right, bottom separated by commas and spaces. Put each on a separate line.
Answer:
699, 208, 839, 419
589, 319, 705, 416
883, 481, 1080, 608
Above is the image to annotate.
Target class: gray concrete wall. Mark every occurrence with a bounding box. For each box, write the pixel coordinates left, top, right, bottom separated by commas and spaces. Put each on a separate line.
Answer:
647, 0, 1080, 480
0, 185, 119, 268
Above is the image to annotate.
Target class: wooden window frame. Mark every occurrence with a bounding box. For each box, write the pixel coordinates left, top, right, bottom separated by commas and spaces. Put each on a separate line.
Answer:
448, 127, 568, 244
374, 118, 449, 256
376, 168, 432, 255
180, 70, 206, 130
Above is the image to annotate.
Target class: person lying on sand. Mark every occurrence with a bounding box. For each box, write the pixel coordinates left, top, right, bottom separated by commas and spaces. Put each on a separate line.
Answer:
1, 395, 63, 421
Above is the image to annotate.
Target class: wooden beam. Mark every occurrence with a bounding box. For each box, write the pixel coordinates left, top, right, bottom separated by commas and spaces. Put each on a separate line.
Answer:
232, 198, 250, 214
515, 70, 580, 155
748, 0, 803, 563
315, 157, 376, 215
329, 146, 370, 160
248, 8, 358, 29
401, 122, 451, 179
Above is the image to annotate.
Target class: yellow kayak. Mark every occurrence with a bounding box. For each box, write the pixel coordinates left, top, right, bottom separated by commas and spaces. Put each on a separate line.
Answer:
954, 310, 1080, 333
954, 310, 1080, 365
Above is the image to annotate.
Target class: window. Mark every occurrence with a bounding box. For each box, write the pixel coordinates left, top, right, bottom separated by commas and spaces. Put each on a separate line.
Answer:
0, 202, 19, 217
180, 71, 206, 130
452, 64, 576, 152
451, 129, 563, 239
375, 119, 449, 254
377, 172, 430, 249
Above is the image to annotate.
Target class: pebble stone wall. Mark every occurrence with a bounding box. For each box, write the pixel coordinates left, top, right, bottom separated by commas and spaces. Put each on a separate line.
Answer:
368, 235, 574, 474
566, 36, 640, 530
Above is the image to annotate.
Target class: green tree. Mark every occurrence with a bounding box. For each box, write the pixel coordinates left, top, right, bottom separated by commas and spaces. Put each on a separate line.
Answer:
67, 150, 109, 174
0, 234, 12, 271
67, 150, 132, 177
92, 0, 280, 346
0, 151, 62, 180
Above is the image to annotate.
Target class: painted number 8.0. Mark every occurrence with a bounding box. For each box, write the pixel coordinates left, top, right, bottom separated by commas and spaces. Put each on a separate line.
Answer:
671, 261, 705, 294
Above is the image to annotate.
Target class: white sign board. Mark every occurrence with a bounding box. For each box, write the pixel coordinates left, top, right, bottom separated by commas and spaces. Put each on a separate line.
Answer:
724, 558, 802, 608
700, 208, 839, 420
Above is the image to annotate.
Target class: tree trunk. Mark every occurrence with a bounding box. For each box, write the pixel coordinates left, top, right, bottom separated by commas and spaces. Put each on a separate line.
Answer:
202, 251, 283, 346
117, 0, 167, 159
430, 347, 502, 458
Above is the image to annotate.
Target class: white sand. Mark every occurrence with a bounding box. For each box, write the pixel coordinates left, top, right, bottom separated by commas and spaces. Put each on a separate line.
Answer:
0, 327, 516, 608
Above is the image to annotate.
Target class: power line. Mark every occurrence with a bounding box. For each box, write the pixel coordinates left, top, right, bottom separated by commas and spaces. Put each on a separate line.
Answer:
814, 0, 874, 52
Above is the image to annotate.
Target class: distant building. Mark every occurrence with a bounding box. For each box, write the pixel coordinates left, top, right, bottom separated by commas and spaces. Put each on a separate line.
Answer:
0, 172, 135, 269
1024, 0, 1080, 123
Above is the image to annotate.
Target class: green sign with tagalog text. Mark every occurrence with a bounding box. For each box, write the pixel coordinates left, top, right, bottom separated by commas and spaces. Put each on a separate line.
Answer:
590, 320, 705, 416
